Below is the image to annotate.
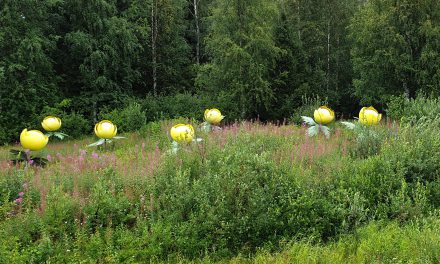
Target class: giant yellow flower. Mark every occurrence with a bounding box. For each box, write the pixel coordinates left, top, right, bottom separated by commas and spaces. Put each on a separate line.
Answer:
170, 124, 195, 143
359, 106, 382, 126
94, 120, 117, 139
20, 129, 49, 151
204, 108, 224, 125
314, 106, 335, 125
41, 116, 62, 132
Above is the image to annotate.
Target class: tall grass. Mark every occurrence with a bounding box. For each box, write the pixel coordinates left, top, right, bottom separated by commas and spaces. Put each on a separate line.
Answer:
0, 116, 439, 262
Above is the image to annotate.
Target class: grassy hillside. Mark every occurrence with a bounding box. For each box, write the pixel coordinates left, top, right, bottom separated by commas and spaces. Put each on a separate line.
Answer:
1, 117, 439, 263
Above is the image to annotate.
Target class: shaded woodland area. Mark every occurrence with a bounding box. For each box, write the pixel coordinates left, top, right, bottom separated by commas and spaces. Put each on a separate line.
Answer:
1, 0, 440, 143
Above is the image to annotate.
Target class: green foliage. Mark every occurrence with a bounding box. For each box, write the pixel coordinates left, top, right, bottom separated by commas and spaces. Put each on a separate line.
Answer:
100, 102, 146, 133
290, 96, 328, 125
0, 0, 60, 143
345, 124, 396, 159
198, 0, 281, 119
0, 117, 440, 261
232, 219, 440, 263
387, 95, 440, 124
383, 119, 440, 185
83, 170, 136, 232
349, 0, 440, 105
140, 93, 216, 122
43, 187, 81, 241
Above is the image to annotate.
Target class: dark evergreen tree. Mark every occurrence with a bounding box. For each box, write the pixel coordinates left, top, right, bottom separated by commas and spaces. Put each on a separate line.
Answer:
0, 0, 59, 142
197, 0, 281, 119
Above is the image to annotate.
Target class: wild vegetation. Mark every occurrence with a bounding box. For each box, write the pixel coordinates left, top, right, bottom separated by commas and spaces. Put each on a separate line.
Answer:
1, 97, 440, 262
1, 0, 440, 262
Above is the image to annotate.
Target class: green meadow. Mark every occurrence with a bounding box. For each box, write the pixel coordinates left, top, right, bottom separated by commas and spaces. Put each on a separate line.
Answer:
1, 98, 440, 263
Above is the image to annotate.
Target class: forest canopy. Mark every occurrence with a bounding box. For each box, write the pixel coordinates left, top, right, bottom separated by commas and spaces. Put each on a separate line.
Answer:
1, 0, 440, 143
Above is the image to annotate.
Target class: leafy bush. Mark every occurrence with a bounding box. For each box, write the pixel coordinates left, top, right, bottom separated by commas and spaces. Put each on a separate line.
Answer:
141, 93, 216, 122
345, 124, 397, 159
382, 119, 440, 185
149, 135, 348, 257
100, 102, 146, 133
83, 170, 136, 232
39, 103, 91, 139
387, 95, 440, 124
61, 112, 91, 139
290, 95, 328, 125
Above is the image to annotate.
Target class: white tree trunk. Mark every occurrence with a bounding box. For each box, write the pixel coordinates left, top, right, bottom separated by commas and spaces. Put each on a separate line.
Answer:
194, 0, 200, 64
327, 20, 330, 93
151, 0, 158, 96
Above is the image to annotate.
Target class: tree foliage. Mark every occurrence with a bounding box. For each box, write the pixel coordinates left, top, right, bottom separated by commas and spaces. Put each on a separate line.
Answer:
349, 0, 440, 106
1, 0, 440, 143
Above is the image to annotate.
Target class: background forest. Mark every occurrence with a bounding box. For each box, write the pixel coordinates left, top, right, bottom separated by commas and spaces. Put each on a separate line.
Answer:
1, 0, 440, 143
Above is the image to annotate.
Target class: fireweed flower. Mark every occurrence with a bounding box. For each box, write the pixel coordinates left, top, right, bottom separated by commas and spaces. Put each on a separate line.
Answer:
20, 129, 49, 151
18, 192, 24, 197
359, 106, 382, 126
41, 116, 62, 132
170, 124, 195, 143
313, 106, 335, 125
92, 152, 99, 159
94, 120, 117, 139
47, 154, 52, 162
15, 197, 23, 204
28, 159, 34, 165
204, 108, 224, 125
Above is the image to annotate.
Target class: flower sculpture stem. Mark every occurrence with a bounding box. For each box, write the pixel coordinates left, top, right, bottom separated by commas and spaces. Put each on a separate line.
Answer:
88, 120, 125, 149
9, 149, 48, 167
301, 116, 331, 138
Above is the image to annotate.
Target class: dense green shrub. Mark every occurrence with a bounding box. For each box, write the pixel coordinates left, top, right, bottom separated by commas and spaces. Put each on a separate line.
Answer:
148, 135, 350, 257
100, 102, 146, 133
141, 93, 216, 122
345, 124, 398, 159
60, 112, 91, 139
289, 96, 328, 125
39, 104, 91, 139
387, 95, 440, 124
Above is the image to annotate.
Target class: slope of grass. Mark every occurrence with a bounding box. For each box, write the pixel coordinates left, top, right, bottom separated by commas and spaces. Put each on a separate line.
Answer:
0, 119, 439, 263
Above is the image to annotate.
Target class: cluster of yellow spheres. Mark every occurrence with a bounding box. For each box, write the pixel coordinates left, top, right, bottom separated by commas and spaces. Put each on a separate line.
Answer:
19, 117, 120, 151
313, 106, 381, 126
19, 116, 63, 151
19, 106, 382, 151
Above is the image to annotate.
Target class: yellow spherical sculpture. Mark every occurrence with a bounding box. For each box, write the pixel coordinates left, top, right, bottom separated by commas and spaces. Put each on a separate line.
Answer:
313, 106, 335, 125
41, 116, 62, 132
20, 129, 49, 151
170, 124, 195, 143
359, 106, 382, 126
94, 120, 117, 139
204, 108, 224, 125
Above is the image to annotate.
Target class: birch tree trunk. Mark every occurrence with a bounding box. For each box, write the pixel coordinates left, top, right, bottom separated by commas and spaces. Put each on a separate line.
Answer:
194, 0, 200, 64
151, 0, 158, 96
327, 20, 330, 93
